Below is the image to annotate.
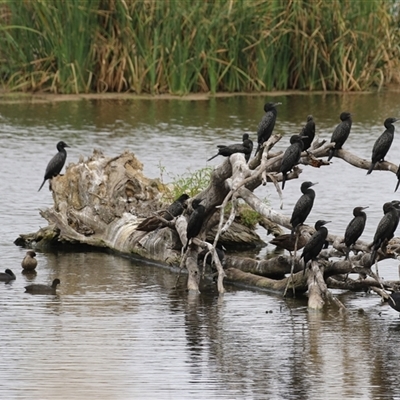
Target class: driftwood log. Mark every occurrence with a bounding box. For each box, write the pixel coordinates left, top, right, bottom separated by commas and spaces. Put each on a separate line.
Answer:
15, 137, 400, 311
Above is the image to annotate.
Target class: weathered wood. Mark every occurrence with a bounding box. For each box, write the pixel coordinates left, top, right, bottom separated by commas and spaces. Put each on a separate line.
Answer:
15, 134, 400, 308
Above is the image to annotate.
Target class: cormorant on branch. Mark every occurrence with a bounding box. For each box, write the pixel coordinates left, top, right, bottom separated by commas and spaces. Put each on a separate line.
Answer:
367, 117, 398, 175
344, 206, 368, 260
301, 220, 330, 274
290, 181, 318, 236
327, 112, 352, 161
38, 141, 70, 191
254, 102, 281, 156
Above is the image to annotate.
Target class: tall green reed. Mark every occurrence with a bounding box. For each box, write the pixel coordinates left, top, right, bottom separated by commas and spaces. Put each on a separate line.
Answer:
0, 0, 398, 94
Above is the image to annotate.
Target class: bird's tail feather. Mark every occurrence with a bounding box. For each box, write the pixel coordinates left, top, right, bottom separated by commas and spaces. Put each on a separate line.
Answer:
366, 162, 375, 175
38, 179, 46, 192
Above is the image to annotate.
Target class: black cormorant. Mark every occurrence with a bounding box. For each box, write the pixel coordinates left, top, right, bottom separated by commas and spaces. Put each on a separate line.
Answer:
327, 112, 352, 161
208, 134, 253, 162
0, 269, 16, 283
136, 193, 190, 232
367, 118, 398, 174
254, 102, 281, 156
388, 292, 400, 313
184, 199, 206, 251
21, 250, 38, 271
395, 164, 400, 192
370, 201, 400, 263
290, 181, 318, 236
301, 220, 330, 274
25, 278, 60, 295
300, 115, 315, 152
344, 206, 368, 260
38, 141, 70, 191
279, 134, 306, 190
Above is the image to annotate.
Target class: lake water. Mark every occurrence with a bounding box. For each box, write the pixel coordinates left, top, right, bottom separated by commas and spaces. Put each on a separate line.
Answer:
1, 92, 400, 399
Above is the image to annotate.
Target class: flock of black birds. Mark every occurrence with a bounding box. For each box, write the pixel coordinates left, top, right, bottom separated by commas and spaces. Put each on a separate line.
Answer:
206, 101, 400, 312
5, 104, 400, 312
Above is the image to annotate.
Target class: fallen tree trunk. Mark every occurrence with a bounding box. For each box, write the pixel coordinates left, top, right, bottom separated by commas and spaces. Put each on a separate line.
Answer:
15, 138, 400, 309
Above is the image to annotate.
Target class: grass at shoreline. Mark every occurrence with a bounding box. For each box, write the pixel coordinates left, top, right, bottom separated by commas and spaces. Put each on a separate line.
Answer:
0, 0, 399, 96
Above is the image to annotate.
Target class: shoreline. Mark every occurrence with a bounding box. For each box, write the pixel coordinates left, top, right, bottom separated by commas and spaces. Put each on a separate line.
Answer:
0, 88, 392, 104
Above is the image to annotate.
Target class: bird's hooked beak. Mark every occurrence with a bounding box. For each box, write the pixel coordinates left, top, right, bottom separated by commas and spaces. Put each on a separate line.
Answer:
273, 102, 282, 107
321, 220, 331, 226
310, 182, 319, 186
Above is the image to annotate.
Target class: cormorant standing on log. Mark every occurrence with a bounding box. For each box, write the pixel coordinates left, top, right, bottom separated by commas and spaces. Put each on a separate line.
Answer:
279, 134, 306, 190
208, 134, 253, 162
254, 102, 281, 156
38, 141, 70, 191
301, 220, 330, 274
300, 115, 315, 153
395, 163, 400, 192
367, 118, 398, 175
370, 201, 400, 263
388, 292, 400, 313
327, 112, 352, 161
290, 181, 318, 236
344, 206, 368, 260
184, 199, 206, 251
136, 193, 190, 232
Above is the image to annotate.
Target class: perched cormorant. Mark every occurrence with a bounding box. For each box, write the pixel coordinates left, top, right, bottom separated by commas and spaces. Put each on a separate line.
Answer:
25, 278, 60, 295
255, 102, 281, 156
290, 181, 318, 236
279, 135, 306, 190
300, 115, 315, 153
344, 206, 368, 260
0, 269, 16, 283
136, 193, 190, 232
270, 233, 307, 253
301, 220, 330, 274
370, 201, 400, 263
388, 292, 400, 313
21, 250, 38, 271
184, 199, 206, 251
38, 141, 70, 191
208, 134, 253, 162
395, 164, 400, 192
367, 118, 398, 174
327, 112, 352, 161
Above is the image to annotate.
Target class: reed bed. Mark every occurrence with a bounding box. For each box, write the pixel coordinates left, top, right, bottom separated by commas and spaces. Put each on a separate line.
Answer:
0, 0, 398, 94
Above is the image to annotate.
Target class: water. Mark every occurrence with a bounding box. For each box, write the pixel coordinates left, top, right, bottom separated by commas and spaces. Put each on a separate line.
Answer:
1, 93, 400, 399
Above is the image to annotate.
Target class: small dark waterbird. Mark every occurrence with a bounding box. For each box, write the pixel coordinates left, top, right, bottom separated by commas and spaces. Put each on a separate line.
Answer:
344, 206, 368, 260
184, 199, 206, 252
21, 250, 38, 271
255, 102, 281, 156
327, 112, 352, 161
300, 115, 315, 153
395, 164, 400, 192
370, 201, 400, 263
388, 292, 400, 313
0, 269, 16, 283
290, 181, 318, 236
279, 135, 306, 190
367, 117, 398, 175
207, 134, 253, 162
38, 141, 70, 191
25, 278, 60, 295
301, 220, 330, 274
136, 193, 190, 232
270, 233, 307, 253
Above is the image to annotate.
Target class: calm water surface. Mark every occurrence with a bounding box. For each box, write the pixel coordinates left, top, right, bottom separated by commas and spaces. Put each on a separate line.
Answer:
1, 93, 400, 399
